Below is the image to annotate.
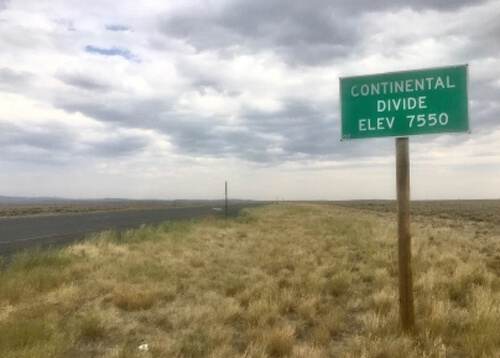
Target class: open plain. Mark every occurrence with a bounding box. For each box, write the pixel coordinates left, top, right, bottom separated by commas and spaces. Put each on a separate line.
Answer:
0, 202, 499, 357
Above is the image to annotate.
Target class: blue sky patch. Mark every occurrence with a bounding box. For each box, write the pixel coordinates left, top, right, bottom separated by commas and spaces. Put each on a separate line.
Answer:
106, 24, 130, 32
84, 45, 140, 62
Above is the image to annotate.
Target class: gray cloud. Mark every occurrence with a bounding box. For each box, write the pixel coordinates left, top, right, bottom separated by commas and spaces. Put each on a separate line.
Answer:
53, 18, 76, 31
83, 135, 149, 158
160, 1, 359, 65
0, 0, 8, 11
57, 96, 168, 128
448, 15, 500, 62
0, 67, 33, 92
0, 119, 152, 165
57, 95, 278, 163
158, 0, 490, 66
0, 122, 74, 165
106, 24, 130, 32
165, 121, 281, 163
0, 122, 72, 151
469, 77, 500, 130
412, 0, 490, 11
309, 0, 489, 13
56, 71, 113, 92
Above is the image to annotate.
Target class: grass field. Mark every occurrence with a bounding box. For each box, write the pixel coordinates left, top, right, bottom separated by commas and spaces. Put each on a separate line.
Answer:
0, 203, 499, 357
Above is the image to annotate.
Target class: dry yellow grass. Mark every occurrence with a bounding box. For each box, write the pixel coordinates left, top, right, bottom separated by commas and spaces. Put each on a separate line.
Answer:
0, 203, 499, 357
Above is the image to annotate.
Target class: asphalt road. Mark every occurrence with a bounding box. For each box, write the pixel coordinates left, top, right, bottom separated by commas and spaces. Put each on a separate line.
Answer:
0, 203, 259, 256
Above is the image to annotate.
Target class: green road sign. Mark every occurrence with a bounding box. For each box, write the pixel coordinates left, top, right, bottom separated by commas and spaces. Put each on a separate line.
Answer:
340, 65, 469, 140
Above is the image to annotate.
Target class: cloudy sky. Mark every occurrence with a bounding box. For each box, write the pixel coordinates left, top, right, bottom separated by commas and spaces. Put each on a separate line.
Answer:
0, 0, 498, 200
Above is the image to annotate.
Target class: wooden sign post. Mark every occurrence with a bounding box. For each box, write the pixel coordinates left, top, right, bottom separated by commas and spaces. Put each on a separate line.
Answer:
396, 137, 415, 332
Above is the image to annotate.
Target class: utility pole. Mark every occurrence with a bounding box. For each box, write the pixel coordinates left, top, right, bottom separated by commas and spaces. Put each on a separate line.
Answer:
225, 181, 228, 219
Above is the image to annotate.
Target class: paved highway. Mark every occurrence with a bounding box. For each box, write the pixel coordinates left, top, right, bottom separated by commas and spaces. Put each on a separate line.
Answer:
0, 203, 259, 256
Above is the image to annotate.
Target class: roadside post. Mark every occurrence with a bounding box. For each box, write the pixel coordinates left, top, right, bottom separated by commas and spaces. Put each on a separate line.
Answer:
340, 65, 469, 332
396, 137, 414, 331
225, 181, 229, 219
